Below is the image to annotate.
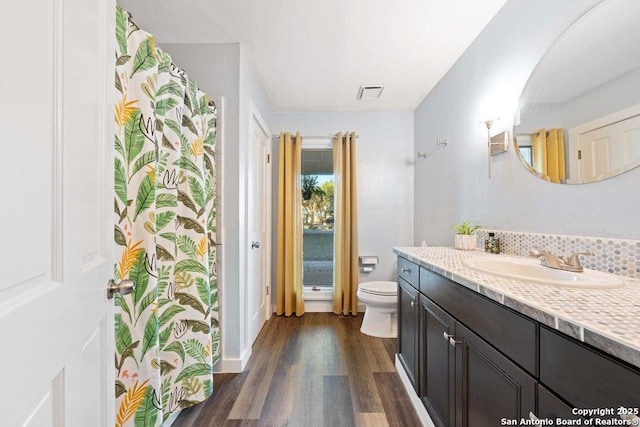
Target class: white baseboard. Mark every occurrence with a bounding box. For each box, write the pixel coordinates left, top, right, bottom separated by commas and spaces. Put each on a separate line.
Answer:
304, 299, 333, 312
395, 355, 434, 427
271, 302, 367, 313
214, 348, 251, 373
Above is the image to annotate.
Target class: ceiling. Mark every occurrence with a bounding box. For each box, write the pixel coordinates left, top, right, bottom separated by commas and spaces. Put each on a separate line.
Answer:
118, 0, 508, 112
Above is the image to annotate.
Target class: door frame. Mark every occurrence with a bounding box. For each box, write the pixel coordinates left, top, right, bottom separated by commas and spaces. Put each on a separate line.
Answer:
244, 98, 272, 348
214, 95, 226, 367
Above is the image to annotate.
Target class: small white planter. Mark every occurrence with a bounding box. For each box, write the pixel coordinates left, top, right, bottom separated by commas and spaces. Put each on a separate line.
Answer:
454, 234, 477, 251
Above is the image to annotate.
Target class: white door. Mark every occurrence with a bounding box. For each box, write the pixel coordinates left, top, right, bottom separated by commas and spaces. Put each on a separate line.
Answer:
569, 104, 640, 182
0, 1, 115, 426
579, 114, 640, 179
246, 100, 272, 346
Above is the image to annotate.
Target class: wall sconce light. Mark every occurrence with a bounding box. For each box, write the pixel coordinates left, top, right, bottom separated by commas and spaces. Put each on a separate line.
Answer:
490, 131, 509, 156
481, 119, 509, 178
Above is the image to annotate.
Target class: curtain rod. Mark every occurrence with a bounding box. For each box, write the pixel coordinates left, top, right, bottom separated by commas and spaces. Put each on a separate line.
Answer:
274, 133, 359, 139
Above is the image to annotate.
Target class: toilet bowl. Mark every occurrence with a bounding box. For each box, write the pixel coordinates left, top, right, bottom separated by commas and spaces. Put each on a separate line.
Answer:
357, 281, 397, 338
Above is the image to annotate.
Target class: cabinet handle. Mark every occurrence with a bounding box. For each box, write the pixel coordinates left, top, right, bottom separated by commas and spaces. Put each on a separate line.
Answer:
443, 332, 460, 347
410, 300, 416, 307
529, 412, 539, 422
401, 268, 411, 273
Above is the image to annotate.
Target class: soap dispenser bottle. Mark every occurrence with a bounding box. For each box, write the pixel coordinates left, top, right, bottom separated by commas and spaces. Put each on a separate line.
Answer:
485, 232, 500, 254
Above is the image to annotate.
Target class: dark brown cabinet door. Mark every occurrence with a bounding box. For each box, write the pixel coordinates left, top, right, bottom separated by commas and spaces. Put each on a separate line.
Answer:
455, 322, 536, 427
420, 296, 455, 427
398, 278, 420, 391
536, 384, 583, 424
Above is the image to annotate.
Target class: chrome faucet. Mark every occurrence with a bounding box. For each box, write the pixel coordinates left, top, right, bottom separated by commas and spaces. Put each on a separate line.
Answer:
530, 247, 594, 273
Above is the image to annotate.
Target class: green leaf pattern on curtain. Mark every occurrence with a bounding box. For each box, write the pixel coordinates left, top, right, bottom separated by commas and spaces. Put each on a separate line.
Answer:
114, 6, 219, 426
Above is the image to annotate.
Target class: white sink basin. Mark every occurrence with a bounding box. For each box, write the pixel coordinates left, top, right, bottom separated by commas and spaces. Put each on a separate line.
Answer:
464, 256, 624, 289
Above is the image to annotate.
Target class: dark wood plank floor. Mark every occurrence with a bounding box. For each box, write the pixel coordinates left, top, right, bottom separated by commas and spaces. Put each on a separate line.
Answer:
174, 313, 421, 427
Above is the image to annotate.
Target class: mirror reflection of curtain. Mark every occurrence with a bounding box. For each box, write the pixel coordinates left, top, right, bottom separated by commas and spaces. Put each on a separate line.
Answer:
276, 132, 305, 316
531, 128, 566, 183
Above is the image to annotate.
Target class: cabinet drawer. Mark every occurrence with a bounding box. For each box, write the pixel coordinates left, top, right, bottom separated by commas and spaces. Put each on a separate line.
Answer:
540, 326, 640, 410
420, 267, 538, 376
398, 256, 419, 289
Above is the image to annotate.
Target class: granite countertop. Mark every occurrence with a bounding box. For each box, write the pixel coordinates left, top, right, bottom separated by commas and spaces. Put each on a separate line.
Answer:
394, 246, 640, 369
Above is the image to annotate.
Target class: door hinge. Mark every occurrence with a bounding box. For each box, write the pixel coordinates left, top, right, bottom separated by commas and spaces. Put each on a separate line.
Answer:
266, 285, 269, 295
267, 154, 271, 163
578, 150, 582, 160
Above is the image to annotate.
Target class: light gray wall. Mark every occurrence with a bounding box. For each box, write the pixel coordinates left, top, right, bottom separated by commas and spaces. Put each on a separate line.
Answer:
240, 46, 273, 129
414, 0, 640, 244
163, 42, 273, 370
271, 111, 415, 289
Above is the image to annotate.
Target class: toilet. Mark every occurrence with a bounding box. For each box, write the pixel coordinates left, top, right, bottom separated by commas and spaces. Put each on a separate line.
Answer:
357, 281, 398, 338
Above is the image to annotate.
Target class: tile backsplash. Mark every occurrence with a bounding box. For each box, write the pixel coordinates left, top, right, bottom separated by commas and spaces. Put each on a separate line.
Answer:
476, 230, 640, 279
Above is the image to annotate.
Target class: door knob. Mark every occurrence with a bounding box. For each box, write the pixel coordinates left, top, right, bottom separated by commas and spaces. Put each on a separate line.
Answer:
251, 241, 261, 249
107, 279, 135, 300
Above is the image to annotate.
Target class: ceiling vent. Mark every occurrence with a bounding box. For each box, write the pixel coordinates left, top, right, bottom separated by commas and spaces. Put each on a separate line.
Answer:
357, 85, 384, 100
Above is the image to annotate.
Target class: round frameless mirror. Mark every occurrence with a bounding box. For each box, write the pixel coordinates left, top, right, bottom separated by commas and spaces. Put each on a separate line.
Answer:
513, 0, 640, 184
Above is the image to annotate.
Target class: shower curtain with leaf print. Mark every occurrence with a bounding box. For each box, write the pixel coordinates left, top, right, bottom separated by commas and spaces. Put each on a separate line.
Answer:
114, 6, 219, 426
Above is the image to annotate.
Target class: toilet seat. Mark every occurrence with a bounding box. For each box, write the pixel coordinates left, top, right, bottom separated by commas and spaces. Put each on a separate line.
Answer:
358, 281, 396, 297
358, 280, 398, 338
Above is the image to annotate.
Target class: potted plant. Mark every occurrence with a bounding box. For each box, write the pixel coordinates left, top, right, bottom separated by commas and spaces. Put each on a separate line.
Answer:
451, 221, 481, 251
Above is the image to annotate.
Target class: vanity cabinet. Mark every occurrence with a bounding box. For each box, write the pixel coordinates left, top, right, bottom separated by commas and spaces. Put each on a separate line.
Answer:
419, 296, 455, 427
539, 326, 640, 411
418, 291, 535, 427
537, 384, 580, 422
396, 255, 640, 427
454, 321, 536, 426
398, 277, 420, 391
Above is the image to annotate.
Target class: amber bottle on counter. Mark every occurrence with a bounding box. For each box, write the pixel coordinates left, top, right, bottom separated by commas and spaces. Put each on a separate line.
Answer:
485, 232, 501, 254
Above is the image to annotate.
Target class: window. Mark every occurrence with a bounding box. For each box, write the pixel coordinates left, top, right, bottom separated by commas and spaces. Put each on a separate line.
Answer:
519, 146, 533, 166
301, 146, 334, 290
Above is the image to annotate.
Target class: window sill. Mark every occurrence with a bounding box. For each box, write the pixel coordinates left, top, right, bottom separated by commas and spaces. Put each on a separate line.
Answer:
303, 286, 332, 301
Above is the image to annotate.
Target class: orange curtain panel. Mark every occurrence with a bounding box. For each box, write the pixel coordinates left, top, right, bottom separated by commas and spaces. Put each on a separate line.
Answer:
531, 128, 566, 183
276, 132, 305, 316
332, 132, 359, 315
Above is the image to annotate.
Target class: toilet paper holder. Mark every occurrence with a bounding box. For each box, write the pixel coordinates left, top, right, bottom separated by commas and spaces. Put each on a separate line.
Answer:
359, 255, 378, 273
